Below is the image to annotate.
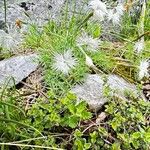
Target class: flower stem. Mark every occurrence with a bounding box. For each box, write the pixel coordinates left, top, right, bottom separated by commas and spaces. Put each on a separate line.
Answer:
75, 12, 93, 33
3, 0, 7, 25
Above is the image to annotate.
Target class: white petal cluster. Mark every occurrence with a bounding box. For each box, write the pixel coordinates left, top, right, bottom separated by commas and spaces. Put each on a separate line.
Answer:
89, 0, 107, 12
0, 26, 23, 51
107, 4, 125, 25
139, 60, 149, 80
134, 40, 144, 54
89, 1, 124, 24
116, 4, 124, 16
76, 32, 101, 52
89, 0, 107, 21
52, 50, 77, 75
108, 12, 120, 25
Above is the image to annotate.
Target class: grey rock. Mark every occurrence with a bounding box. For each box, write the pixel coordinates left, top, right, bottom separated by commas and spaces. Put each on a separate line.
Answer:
0, 0, 65, 29
72, 74, 106, 111
107, 74, 138, 99
0, 20, 6, 30
0, 54, 39, 87
72, 74, 139, 111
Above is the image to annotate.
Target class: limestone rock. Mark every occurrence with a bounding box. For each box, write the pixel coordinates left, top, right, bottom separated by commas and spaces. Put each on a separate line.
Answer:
72, 74, 106, 111
107, 74, 138, 99
72, 74, 139, 111
0, 54, 39, 87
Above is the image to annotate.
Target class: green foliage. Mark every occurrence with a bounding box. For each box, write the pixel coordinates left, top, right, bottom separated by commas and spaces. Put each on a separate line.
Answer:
105, 97, 150, 149
27, 93, 92, 130
25, 18, 92, 98
61, 96, 92, 128
86, 22, 102, 38
25, 25, 43, 48
0, 86, 31, 142
0, 1, 150, 149
91, 50, 116, 73
71, 96, 150, 150
120, 12, 138, 39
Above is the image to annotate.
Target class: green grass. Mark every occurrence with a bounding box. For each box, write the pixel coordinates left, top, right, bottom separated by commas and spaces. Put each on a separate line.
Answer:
0, 1, 150, 149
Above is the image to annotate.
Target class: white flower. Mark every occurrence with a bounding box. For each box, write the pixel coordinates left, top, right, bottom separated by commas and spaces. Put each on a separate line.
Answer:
107, 12, 120, 25
89, 0, 107, 13
107, 10, 121, 25
0, 26, 23, 51
107, 4, 124, 25
89, 0, 107, 21
115, 4, 124, 16
139, 60, 149, 80
76, 32, 101, 52
107, 12, 121, 25
52, 50, 77, 75
112, 13, 121, 25
134, 40, 144, 53
93, 9, 106, 21
77, 46, 96, 69
107, 9, 114, 21
85, 54, 95, 67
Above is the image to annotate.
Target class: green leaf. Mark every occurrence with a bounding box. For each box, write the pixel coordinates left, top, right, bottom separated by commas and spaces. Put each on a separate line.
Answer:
84, 143, 91, 149
67, 92, 76, 100
117, 133, 129, 142
132, 132, 141, 139
90, 131, 97, 143
74, 129, 83, 138
76, 101, 87, 113
75, 101, 92, 119
80, 111, 92, 120
68, 104, 76, 114
132, 140, 140, 149
111, 120, 119, 131
74, 139, 84, 150
93, 25, 101, 38
68, 115, 79, 128
144, 131, 150, 142
111, 142, 121, 150
98, 127, 108, 136
110, 113, 126, 131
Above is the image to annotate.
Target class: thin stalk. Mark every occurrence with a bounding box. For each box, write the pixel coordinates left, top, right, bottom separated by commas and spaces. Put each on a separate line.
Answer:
0, 118, 44, 137
64, 0, 69, 28
133, 0, 146, 56
0, 143, 64, 150
0, 101, 25, 117
11, 137, 47, 144
3, 0, 7, 25
1, 145, 5, 150
138, 0, 146, 36
75, 12, 93, 34
78, 46, 104, 74
132, 31, 150, 42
